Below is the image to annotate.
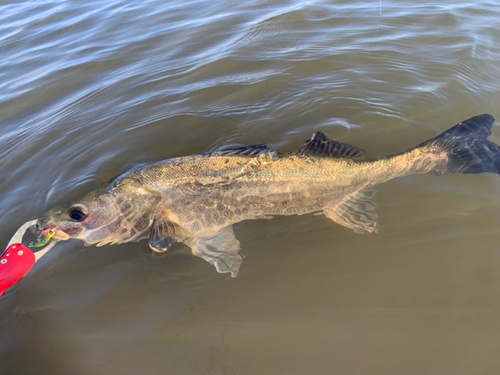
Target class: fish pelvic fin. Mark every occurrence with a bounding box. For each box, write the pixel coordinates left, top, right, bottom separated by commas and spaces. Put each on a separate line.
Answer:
418, 114, 500, 175
149, 218, 192, 253
292, 131, 366, 160
324, 188, 378, 234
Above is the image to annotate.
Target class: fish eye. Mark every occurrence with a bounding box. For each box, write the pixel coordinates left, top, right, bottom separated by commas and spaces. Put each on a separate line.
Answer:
67, 204, 89, 222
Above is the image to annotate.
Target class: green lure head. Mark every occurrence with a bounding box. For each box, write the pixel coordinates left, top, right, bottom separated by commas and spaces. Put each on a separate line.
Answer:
29, 227, 56, 248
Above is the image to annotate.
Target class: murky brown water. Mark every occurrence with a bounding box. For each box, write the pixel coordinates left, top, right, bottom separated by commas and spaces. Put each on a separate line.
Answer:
2, 0, 500, 374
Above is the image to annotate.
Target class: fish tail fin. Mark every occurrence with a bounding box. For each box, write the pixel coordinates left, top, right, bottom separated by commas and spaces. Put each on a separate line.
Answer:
418, 114, 500, 175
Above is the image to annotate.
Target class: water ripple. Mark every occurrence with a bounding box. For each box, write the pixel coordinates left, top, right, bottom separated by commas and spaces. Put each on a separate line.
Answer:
2, 0, 500, 372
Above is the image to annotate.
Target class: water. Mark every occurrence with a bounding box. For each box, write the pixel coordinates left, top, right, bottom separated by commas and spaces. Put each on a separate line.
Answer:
1, 0, 500, 373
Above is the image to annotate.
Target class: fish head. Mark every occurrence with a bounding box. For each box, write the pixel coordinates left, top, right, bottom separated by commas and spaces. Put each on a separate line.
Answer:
37, 178, 161, 246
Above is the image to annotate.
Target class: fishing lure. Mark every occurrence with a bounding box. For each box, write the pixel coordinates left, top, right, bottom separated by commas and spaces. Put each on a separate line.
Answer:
29, 227, 56, 248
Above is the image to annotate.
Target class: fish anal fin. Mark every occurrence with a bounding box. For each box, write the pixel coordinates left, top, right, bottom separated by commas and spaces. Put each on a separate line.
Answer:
149, 219, 191, 253
183, 226, 242, 277
293, 131, 366, 160
324, 189, 378, 234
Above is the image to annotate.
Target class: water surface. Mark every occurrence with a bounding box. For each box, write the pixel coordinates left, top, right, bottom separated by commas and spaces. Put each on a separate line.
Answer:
1, 0, 500, 374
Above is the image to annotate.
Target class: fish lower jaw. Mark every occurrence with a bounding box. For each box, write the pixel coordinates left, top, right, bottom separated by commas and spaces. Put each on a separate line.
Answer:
52, 231, 71, 241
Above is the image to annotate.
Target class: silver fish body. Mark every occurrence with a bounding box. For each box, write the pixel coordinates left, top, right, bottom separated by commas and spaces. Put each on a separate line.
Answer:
37, 114, 499, 276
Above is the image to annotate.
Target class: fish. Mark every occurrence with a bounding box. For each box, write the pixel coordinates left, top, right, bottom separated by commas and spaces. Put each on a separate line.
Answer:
36, 114, 500, 277
29, 227, 56, 248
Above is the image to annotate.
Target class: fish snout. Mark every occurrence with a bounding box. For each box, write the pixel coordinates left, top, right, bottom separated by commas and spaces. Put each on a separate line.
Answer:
34, 218, 60, 234
31, 219, 66, 243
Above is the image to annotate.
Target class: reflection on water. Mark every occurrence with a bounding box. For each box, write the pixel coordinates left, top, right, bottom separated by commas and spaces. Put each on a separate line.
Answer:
1, 0, 500, 374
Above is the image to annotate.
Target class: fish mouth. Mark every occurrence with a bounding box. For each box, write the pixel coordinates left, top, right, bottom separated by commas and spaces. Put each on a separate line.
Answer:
27, 221, 51, 248
34, 218, 58, 235
29, 226, 57, 248
35, 218, 82, 241
32, 220, 59, 240
29, 221, 43, 237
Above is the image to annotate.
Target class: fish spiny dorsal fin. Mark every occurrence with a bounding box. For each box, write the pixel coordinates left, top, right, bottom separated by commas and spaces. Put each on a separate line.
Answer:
211, 144, 270, 157
292, 131, 366, 160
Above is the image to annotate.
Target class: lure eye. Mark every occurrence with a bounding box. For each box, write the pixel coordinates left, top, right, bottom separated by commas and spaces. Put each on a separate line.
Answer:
67, 204, 89, 222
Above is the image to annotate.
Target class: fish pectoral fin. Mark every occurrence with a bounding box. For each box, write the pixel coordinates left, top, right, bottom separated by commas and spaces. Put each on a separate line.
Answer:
149, 219, 190, 253
183, 226, 242, 277
293, 131, 366, 160
324, 188, 378, 234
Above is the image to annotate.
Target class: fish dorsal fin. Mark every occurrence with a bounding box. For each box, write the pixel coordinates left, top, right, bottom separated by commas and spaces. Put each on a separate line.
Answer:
293, 131, 366, 160
211, 144, 270, 157
149, 218, 192, 253
323, 188, 378, 234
